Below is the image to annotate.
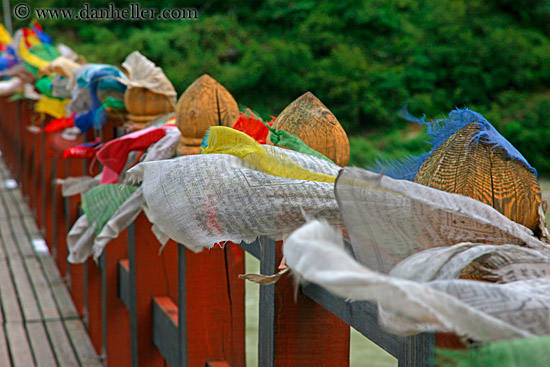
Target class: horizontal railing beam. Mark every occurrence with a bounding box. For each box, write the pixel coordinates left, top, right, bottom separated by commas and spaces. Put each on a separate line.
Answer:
118, 259, 130, 309
152, 297, 179, 366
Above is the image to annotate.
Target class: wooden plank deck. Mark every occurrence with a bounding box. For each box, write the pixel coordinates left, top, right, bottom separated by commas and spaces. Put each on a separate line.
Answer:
0, 157, 102, 367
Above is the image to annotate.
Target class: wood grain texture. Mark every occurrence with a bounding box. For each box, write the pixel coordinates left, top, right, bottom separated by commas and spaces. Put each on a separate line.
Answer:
125, 87, 175, 119
269, 92, 350, 167
176, 74, 239, 155
415, 123, 541, 231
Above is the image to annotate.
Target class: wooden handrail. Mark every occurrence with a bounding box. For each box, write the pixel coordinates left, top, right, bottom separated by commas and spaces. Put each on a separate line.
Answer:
0, 95, 441, 367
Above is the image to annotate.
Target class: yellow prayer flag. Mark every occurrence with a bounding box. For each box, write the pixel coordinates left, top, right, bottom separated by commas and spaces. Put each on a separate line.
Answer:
19, 38, 51, 69
35, 95, 68, 119
0, 24, 11, 45
202, 126, 336, 183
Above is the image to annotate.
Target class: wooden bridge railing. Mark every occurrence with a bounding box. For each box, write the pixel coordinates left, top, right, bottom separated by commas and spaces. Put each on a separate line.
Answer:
0, 95, 449, 367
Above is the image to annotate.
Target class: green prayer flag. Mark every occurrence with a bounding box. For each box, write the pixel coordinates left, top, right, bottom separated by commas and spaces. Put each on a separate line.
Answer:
82, 184, 138, 235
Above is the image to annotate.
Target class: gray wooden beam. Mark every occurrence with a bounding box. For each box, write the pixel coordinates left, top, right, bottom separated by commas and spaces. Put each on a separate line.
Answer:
237, 240, 260, 259
152, 298, 179, 367
239, 237, 435, 367
302, 283, 434, 366
258, 237, 276, 367
117, 260, 130, 309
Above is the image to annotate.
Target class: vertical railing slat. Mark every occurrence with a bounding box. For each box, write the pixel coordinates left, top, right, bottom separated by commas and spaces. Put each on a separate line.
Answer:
178, 244, 187, 367
257, 239, 351, 367
128, 223, 139, 367
39, 117, 47, 233
258, 237, 276, 367
99, 252, 107, 362
15, 100, 22, 183
50, 156, 57, 259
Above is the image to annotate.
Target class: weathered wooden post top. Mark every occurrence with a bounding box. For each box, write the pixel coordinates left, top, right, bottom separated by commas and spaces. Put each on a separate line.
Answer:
175, 74, 239, 155
122, 51, 178, 126
415, 122, 543, 232
125, 87, 175, 126
262, 92, 352, 366
269, 91, 350, 167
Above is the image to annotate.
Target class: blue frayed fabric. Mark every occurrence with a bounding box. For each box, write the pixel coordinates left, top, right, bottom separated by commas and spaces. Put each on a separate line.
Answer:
74, 65, 127, 133
373, 153, 430, 182
372, 107, 537, 179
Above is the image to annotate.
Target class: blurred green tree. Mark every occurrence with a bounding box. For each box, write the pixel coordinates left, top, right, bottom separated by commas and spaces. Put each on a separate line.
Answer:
3, 0, 550, 173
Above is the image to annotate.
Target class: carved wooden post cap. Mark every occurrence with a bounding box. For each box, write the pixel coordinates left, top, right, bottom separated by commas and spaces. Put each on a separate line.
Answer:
175, 74, 239, 155
269, 92, 350, 166
125, 87, 175, 126
415, 122, 542, 231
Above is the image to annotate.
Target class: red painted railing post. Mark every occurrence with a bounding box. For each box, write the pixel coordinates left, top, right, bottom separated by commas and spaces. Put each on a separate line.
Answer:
104, 232, 132, 367
184, 243, 245, 367
260, 240, 351, 367
86, 257, 103, 354
20, 101, 34, 199
132, 213, 179, 366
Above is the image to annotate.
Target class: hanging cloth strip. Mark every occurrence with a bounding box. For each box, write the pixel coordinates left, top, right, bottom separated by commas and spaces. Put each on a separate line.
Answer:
97, 124, 177, 184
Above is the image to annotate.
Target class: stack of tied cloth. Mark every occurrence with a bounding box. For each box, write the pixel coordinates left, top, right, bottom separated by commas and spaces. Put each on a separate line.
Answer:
281, 109, 550, 356
128, 108, 549, 349
375, 108, 547, 239
64, 123, 181, 263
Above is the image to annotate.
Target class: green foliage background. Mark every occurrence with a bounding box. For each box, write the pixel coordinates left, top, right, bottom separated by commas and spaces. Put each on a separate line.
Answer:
5, 0, 550, 173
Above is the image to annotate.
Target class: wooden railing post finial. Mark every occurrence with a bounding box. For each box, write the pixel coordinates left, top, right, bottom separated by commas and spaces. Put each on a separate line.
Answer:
125, 87, 175, 126
270, 91, 350, 167
175, 74, 239, 155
